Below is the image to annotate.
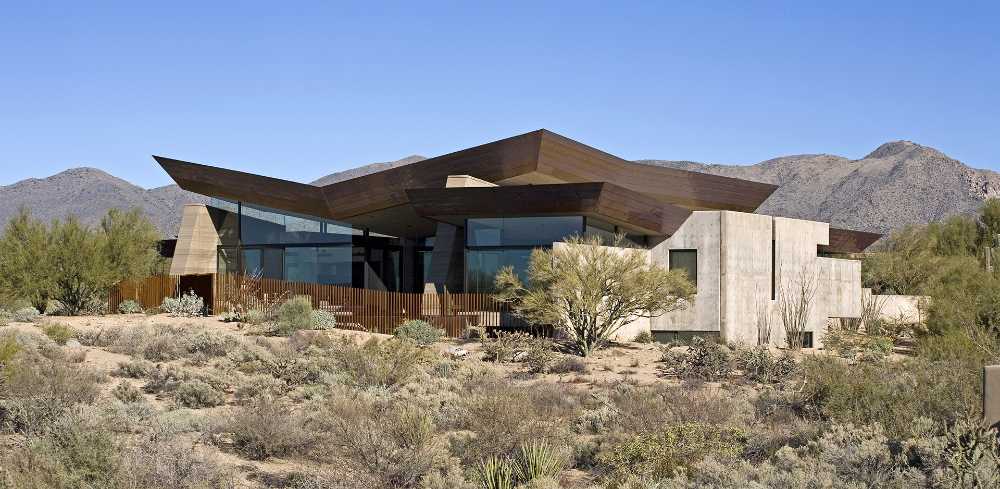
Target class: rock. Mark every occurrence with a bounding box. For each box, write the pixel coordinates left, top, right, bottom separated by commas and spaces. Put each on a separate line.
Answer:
65, 339, 82, 348
447, 346, 469, 358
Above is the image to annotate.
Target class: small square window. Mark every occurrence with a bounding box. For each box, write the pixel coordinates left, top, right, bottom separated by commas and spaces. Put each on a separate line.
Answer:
669, 249, 698, 287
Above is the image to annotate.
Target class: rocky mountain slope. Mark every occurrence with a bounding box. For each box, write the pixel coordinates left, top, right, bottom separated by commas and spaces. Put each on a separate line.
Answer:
3, 141, 996, 238
0, 168, 207, 237
636, 141, 1000, 233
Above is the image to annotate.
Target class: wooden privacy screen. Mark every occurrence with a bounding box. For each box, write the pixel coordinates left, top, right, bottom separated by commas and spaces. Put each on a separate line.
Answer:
110, 274, 514, 337
107, 275, 180, 312
213, 273, 512, 337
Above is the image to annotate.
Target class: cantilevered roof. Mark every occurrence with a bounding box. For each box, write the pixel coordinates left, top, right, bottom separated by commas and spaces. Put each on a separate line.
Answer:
155, 129, 782, 238
406, 182, 693, 236
821, 228, 883, 254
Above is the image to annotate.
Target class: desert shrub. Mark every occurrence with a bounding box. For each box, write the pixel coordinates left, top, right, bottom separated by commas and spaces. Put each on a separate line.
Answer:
186, 330, 237, 357
796, 355, 980, 439
118, 299, 144, 314
0, 336, 20, 365
174, 379, 225, 408
632, 330, 654, 344
112, 381, 145, 403
512, 441, 565, 484
12, 306, 41, 323
243, 308, 267, 325
0, 309, 10, 327
0, 354, 105, 435
116, 437, 240, 489
447, 379, 578, 465
523, 338, 559, 373
733, 346, 797, 384
394, 319, 443, 346
142, 333, 181, 361
823, 325, 894, 362
223, 395, 316, 460
332, 337, 425, 389
481, 331, 534, 362
271, 295, 313, 335
235, 374, 288, 405
660, 337, 733, 381
318, 396, 446, 488
113, 358, 154, 378
41, 322, 75, 345
600, 422, 747, 483
0, 410, 121, 487
76, 326, 122, 348
311, 309, 338, 330
476, 456, 514, 489
161, 290, 204, 317
549, 355, 588, 374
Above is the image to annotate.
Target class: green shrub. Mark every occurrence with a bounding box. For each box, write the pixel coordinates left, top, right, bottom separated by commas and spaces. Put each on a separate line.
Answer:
174, 380, 225, 408
734, 346, 797, 384
512, 441, 565, 483
0, 354, 105, 435
311, 309, 338, 330
113, 359, 154, 378
599, 422, 747, 482
0, 336, 20, 365
523, 338, 558, 373
482, 331, 533, 363
0, 309, 10, 327
41, 322, 75, 345
273, 296, 313, 335
476, 456, 514, 489
823, 325, 894, 362
112, 382, 145, 404
161, 291, 204, 317
394, 319, 443, 346
117, 299, 144, 314
796, 355, 980, 439
632, 330, 654, 343
660, 337, 732, 381
333, 337, 425, 389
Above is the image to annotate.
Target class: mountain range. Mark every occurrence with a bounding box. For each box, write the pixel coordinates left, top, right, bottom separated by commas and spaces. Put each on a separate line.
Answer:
2, 141, 996, 239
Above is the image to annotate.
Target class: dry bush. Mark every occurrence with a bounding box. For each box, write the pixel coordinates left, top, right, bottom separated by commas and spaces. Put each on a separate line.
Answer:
174, 380, 225, 409
221, 395, 317, 460
314, 395, 448, 488
331, 337, 427, 389
0, 351, 106, 435
112, 382, 145, 404
40, 322, 75, 345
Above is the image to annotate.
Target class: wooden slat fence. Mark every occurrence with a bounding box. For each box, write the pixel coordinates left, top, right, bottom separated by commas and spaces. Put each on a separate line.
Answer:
107, 275, 180, 312
214, 273, 512, 337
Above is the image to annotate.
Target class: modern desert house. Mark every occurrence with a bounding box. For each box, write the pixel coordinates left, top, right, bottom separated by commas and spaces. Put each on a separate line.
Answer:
157, 129, 881, 346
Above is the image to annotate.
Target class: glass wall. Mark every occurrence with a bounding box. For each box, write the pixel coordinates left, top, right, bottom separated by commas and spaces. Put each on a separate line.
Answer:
206, 199, 413, 291
465, 216, 584, 293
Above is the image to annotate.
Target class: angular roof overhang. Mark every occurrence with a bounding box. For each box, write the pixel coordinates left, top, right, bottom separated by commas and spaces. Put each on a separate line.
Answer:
154, 129, 784, 239
405, 182, 692, 236
821, 227, 882, 254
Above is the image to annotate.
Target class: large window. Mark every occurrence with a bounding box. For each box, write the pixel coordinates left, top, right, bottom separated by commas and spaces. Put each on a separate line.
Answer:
467, 216, 584, 247
669, 249, 698, 287
240, 203, 357, 245
465, 216, 584, 293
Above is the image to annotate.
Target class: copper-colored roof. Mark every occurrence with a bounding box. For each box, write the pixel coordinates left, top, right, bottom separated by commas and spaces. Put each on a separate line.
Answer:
155, 129, 780, 237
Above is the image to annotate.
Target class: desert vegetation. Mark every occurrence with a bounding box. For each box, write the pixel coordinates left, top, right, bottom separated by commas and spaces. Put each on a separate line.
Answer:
1, 206, 1000, 487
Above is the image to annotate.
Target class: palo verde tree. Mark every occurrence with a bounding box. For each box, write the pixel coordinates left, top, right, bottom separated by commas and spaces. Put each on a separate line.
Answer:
101, 208, 162, 284
0, 208, 53, 311
494, 234, 695, 356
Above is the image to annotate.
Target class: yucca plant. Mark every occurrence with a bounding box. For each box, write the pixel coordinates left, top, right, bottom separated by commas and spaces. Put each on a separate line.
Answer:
476, 456, 514, 489
513, 441, 564, 483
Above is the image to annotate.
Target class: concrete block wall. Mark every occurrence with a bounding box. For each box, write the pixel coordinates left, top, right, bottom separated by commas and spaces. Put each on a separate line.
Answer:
650, 211, 864, 348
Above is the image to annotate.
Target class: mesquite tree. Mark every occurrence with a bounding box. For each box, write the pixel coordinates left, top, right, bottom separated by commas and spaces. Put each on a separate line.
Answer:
494, 234, 695, 356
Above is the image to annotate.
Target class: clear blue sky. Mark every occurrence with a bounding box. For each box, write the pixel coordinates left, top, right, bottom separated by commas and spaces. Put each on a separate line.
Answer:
1, 1, 997, 188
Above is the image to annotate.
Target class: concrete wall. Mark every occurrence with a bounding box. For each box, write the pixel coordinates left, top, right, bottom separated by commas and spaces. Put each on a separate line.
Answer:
650, 211, 722, 333
648, 211, 864, 348
863, 289, 929, 324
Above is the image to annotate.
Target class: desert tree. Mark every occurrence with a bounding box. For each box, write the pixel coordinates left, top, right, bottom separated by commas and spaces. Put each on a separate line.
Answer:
48, 216, 114, 315
776, 267, 818, 350
493, 234, 695, 356
0, 208, 53, 311
101, 208, 162, 286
